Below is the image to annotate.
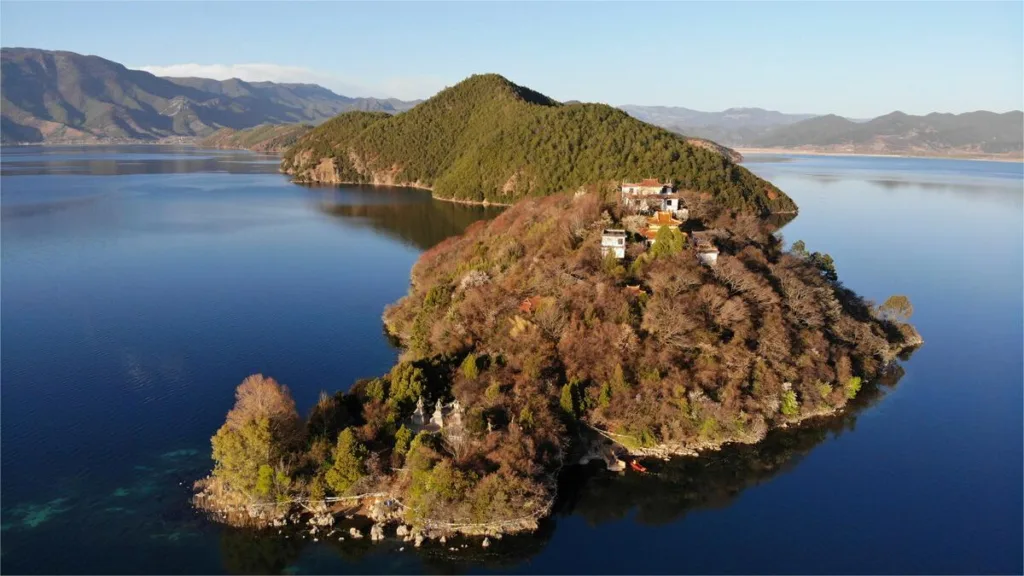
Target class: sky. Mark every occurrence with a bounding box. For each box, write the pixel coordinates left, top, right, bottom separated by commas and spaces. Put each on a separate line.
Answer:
2, 1, 1022, 117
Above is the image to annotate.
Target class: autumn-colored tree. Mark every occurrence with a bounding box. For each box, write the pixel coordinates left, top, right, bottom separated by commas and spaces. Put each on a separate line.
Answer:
210, 375, 302, 499
879, 295, 914, 322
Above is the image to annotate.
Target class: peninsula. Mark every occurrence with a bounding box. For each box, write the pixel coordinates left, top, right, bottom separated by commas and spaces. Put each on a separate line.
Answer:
194, 95, 922, 540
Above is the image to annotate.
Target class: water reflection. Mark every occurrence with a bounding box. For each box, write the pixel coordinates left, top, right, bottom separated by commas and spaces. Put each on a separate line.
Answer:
314, 186, 505, 252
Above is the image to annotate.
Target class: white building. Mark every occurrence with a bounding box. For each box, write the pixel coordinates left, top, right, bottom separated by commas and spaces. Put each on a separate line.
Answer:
696, 243, 719, 266
621, 178, 671, 196
601, 229, 627, 259
621, 179, 688, 216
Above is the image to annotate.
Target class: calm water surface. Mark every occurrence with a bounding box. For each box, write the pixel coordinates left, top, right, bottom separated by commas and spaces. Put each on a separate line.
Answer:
1, 147, 1021, 574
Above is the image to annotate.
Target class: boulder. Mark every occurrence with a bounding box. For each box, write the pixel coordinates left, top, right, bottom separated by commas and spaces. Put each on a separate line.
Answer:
370, 524, 385, 542
396, 525, 409, 537
349, 527, 363, 539
482, 537, 491, 548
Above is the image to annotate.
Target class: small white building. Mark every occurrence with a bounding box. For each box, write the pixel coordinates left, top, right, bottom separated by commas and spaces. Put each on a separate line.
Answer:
696, 243, 719, 266
601, 229, 627, 259
621, 178, 671, 196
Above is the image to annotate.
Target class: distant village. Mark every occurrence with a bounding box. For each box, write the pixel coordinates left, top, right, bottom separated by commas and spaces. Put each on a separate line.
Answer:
600, 178, 720, 266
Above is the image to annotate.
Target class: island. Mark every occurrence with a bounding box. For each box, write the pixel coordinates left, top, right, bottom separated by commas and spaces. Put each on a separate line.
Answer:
193, 74, 921, 546
278, 74, 782, 211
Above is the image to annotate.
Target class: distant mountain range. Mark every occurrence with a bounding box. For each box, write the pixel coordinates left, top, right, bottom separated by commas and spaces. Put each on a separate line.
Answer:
619, 105, 1023, 159
619, 105, 816, 146
0, 48, 418, 144
3, 47, 1019, 160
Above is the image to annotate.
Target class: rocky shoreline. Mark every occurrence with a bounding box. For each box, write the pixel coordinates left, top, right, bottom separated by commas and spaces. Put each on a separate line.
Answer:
194, 335, 921, 544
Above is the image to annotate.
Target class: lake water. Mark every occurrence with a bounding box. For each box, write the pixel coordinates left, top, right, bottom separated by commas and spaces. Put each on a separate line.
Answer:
1, 147, 1021, 574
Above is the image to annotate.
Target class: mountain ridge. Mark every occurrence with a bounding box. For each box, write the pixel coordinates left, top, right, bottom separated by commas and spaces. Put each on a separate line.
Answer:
0, 47, 418, 144
619, 104, 1023, 159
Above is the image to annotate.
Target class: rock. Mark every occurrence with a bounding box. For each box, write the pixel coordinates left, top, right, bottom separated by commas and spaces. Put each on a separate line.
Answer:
494, 534, 502, 540
414, 533, 424, 547
439, 536, 446, 544
349, 527, 363, 539
369, 524, 384, 542
396, 525, 409, 537
482, 537, 491, 548
399, 547, 404, 552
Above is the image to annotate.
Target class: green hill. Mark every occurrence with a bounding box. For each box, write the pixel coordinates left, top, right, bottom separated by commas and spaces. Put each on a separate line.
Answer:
282, 74, 796, 215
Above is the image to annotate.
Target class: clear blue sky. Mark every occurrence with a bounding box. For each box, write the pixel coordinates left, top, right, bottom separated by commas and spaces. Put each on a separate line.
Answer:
3, 1, 1022, 117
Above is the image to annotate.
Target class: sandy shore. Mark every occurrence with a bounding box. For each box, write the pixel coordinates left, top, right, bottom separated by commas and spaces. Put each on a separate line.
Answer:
736, 147, 1023, 164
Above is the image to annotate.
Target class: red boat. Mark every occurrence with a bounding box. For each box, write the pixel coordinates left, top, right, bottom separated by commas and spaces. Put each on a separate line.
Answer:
629, 460, 647, 473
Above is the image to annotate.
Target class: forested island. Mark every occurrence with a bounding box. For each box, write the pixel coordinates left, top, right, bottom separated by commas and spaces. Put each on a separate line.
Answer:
195, 173, 921, 543
279, 74, 786, 212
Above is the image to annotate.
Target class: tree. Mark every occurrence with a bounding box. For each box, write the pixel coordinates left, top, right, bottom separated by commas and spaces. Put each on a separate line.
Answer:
560, 382, 578, 418
325, 428, 367, 494
461, 354, 479, 380
809, 252, 838, 283
211, 417, 277, 497
210, 375, 303, 499
780, 390, 800, 417
844, 376, 863, 400
224, 374, 302, 446
650, 226, 686, 258
393, 425, 414, 457
388, 362, 426, 411
879, 295, 914, 322
791, 240, 808, 258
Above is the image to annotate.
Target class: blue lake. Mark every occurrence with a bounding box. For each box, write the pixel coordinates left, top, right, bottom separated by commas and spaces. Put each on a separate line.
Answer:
1, 146, 1021, 574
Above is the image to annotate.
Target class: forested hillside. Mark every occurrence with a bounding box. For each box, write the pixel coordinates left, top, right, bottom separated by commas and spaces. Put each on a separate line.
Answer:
282, 74, 795, 215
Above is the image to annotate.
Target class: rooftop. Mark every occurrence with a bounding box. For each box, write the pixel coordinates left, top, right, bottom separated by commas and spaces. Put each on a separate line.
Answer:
647, 211, 682, 227
602, 229, 627, 237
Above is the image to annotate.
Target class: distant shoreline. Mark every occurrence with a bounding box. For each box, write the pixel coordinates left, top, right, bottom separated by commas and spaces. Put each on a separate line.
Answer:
736, 147, 1024, 164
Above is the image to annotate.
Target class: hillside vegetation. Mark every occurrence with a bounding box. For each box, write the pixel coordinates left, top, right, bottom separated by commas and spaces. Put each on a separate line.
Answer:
282, 74, 795, 215
197, 187, 920, 536
200, 124, 312, 152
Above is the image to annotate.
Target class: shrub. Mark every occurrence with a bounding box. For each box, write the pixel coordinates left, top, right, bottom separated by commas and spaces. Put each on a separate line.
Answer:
461, 354, 479, 380
844, 376, 863, 400
816, 381, 833, 401
780, 390, 800, 417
